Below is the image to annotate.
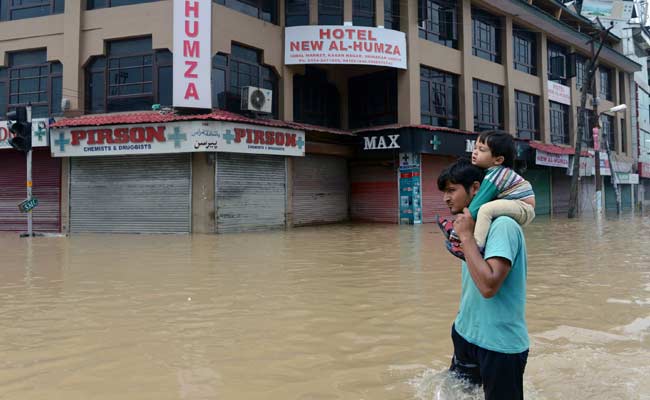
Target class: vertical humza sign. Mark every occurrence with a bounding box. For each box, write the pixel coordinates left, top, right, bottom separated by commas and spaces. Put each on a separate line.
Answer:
173, 0, 211, 109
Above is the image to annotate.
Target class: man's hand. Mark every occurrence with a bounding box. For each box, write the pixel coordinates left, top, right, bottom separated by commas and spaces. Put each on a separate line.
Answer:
453, 208, 475, 243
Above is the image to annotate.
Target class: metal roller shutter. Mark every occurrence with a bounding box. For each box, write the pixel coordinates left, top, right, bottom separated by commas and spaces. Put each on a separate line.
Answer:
421, 155, 455, 222
350, 162, 397, 223
216, 153, 286, 233
0, 150, 61, 232
524, 168, 551, 216
70, 154, 191, 233
293, 155, 348, 226
552, 169, 571, 215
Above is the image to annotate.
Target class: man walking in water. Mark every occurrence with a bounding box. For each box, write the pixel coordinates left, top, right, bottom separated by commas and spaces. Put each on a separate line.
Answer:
437, 158, 530, 400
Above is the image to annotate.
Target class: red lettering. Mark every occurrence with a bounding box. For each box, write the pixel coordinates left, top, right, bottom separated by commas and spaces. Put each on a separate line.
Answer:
363, 42, 372, 52
344, 28, 355, 39
333, 29, 344, 39
310, 41, 323, 51
301, 41, 309, 51
185, 20, 198, 37
265, 131, 275, 145
234, 128, 246, 143
0, 126, 10, 141
114, 128, 129, 143
393, 45, 401, 56
374, 43, 384, 53
329, 41, 339, 51
358, 30, 367, 40
97, 129, 113, 144
275, 132, 285, 146
183, 40, 200, 58
319, 28, 331, 39
130, 127, 145, 143
290, 41, 300, 51
146, 126, 166, 142
246, 129, 253, 144
185, 0, 199, 17
353, 42, 363, 52
71, 130, 87, 145
87, 130, 98, 145
285, 133, 297, 147
184, 83, 199, 100
184, 60, 198, 78
368, 30, 376, 41
253, 130, 265, 144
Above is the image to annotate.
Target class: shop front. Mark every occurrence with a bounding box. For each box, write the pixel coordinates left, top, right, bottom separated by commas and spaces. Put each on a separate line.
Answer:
354, 126, 533, 224
0, 119, 60, 232
51, 112, 307, 234
529, 142, 582, 215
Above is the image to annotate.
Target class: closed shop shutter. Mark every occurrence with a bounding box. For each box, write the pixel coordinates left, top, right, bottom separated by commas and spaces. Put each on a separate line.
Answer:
350, 162, 397, 223
216, 153, 286, 233
579, 176, 596, 214
621, 184, 632, 210
421, 154, 455, 222
605, 179, 632, 210
0, 150, 61, 232
293, 154, 348, 226
70, 154, 191, 233
552, 169, 571, 215
524, 168, 551, 216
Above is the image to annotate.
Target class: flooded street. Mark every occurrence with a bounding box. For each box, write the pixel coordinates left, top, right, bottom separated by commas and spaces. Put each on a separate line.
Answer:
1, 215, 650, 400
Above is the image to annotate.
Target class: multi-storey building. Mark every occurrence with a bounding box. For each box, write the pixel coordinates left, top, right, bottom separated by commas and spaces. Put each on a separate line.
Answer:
0, 0, 641, 233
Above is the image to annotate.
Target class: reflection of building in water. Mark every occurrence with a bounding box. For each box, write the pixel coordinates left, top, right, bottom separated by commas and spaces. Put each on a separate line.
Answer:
0, 0, 641, 233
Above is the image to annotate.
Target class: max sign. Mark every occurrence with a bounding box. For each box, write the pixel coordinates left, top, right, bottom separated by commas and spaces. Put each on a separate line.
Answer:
50, 121, 305, 157
173, 0, 211, 109
363, 135, 400, 150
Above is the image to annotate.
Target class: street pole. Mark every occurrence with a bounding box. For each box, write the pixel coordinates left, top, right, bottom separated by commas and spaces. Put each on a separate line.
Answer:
26, 105, 33, 237
568, 19, 613, 218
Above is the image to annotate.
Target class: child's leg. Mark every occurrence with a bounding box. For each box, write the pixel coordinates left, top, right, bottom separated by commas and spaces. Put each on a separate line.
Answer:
474, 200, 533, 247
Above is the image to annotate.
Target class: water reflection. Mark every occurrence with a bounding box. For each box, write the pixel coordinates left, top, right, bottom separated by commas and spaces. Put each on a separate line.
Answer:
1, 214, 649, 399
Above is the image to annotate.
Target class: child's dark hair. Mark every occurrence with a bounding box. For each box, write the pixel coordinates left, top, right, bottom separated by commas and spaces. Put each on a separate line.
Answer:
477, 130, 516, 169
437, 158, 486, 192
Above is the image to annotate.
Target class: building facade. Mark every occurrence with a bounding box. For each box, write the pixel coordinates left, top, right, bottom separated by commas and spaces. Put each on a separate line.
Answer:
0, 0, 641, 233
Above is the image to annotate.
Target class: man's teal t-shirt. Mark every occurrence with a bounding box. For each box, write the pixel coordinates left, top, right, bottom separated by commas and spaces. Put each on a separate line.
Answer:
454, 216, 529, 354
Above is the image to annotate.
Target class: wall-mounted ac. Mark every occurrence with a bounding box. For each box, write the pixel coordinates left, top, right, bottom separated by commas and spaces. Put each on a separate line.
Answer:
241, 86, 272, 114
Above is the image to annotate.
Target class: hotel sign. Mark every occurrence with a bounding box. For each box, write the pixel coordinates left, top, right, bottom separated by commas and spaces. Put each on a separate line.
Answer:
285, 26, 407, 69
173, 0, 211, 109
50, 121, 305, 157
536, 150, 570, 168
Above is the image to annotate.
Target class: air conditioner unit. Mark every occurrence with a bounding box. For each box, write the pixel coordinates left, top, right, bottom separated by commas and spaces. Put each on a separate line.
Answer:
241, 86, 272, 114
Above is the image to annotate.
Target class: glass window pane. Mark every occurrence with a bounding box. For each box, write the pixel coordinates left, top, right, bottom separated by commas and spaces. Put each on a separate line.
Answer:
157, 65, 172, 106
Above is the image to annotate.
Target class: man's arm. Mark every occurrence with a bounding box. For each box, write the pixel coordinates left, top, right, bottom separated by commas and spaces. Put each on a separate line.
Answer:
453, 208, 511, 298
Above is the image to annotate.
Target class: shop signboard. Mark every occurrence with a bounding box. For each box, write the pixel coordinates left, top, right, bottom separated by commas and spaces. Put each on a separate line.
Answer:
0, 119, 50, 149
50, 121, 305, 157
285, 26, 407, 69
535, 150, 569, 168
616, 173, 639, 184
398, 153, 421, 224
638, 162, 650, 179
548, 81, 571, 105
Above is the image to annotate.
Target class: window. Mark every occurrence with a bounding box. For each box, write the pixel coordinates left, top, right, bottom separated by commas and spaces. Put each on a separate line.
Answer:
599, 66, 612, 101
87, 0, 156, 10
0, 0, 63, 20
515, 91, 539, 140
620, 118, 626, 153
513, 27, 536, 75
548, 42, 567, 84
286, 0, 308, 26
349, 70, 397, 129
575, 55, 592, 94
319, 0, 342, 24
215, 0, 277, 24
85, 37, 172, 113
384, 0, 400, 30
601, 114, 615, 151
420, 66, 458, 128
294, 67, 340, 128
0, 50, 62, 118
418, 0, 458, 49
549, 101, 569, 145
353, 0, 374, 27
473, 79, 503, 131
211, 44, 279, 118
577, 108, 595, 147
472, 8, 501, 63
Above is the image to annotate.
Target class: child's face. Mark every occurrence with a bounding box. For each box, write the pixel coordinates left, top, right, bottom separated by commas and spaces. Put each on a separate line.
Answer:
472, 139, 504, 168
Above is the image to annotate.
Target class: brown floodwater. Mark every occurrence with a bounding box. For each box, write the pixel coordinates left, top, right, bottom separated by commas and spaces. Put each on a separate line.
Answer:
1, 214, 650, 399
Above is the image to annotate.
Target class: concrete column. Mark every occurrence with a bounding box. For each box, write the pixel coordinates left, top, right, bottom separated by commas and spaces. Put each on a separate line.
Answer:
60, 158, 70, 234
613, 69, 622, 152
375, 0, 384, 26
191, 153, 216, 233
344, 0, 353, 23
62, 0, 83, 115
503, 16, 516, 135
396, 0, 419, 124
539, 33, 550, 143
460, 0, 474, 131
310, 0, 318, 24
568, 45, 578, 146
279, 0, 286, 26
281, 66, 294, 121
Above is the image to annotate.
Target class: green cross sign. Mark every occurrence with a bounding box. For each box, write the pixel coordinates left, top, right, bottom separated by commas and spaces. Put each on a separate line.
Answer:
55, 133, 70, 152
296, 136, 305, 149
168, 127, 187, 148
430, 135, 441, 151
34, 123, 47, 142
223, 130, 235, 144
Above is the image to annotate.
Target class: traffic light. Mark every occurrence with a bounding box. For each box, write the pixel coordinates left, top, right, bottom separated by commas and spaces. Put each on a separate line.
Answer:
7, 106, 31, 153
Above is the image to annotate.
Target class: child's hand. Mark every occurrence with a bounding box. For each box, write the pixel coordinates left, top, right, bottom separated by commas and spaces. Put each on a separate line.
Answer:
453, 208, 476, 242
